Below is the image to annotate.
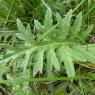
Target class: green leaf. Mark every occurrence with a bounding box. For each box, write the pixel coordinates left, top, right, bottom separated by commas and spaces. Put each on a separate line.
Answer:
63, 9, 72, 28
74, 45, 95, 64
84, 44, 95, 55
47, 48, 60, 76
80, 25, 93, 39
33, 49, 44, 76
16, 33, 25, 40
0, 46, 36, 64
17, 18, 26, 33
17, 19, 33, 45
70, 12, 82, 39
23, 50, 32, 72
44, 8, 53, 31
56, 12, 62, 22
71, 46, 87, 62
34, 19, 43, 33
56, 9, 72, 40
25, 24, 33, 44
16, 18, 26, 41
58, 45, 75, 77
38, 9, 73, 41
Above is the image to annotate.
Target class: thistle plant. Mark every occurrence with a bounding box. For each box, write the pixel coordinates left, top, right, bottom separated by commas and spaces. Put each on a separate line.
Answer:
0, 8, 95, 94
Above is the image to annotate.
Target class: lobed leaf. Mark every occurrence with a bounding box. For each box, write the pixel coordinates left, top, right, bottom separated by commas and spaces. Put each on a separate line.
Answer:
58, 45, 75, 77
70, 12, 82, 39
17, 18, 26, 33
33, 49, 44, 76
34, 19, 43, 33
47, 48, 60, 76
56, 9, 72, 40
80, 25, 93, 40
44, 8, 53, 31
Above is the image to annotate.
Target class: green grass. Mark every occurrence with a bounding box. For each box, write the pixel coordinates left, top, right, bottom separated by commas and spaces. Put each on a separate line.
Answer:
0, 0, 95, 95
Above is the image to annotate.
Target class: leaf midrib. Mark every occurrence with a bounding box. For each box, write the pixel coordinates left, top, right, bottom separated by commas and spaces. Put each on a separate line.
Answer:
0, 41, 71, 64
